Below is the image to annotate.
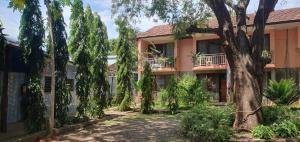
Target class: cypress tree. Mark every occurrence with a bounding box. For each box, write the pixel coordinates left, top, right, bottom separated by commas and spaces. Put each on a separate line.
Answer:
140, 62, 154, 114
49, 0, 71, 127
69, 0, 90, 119
19, 0, 46, 133
89, 14, 110, 117
0, 22, 6, 68
114, 19, 133, 111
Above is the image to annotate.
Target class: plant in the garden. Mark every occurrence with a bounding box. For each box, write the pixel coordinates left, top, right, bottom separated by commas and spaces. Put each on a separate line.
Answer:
177, 74, 211, 106
180, 104, 234, 142
139, 62, 155, 114
262, 106, 291, 125
114, 19, 134, 111
88, 8, 110, 117
272, 120, 299, 138
165, 76, 179, 114
69, 0, 91, 119
48, 0, 71, 127
19, 0, 46, 133
264, 79, 300, 105
252, 125, 274, 140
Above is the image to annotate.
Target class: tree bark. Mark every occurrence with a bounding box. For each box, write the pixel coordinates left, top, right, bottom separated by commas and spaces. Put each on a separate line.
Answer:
44, 0, 55, 136
200, 0, 278, 130
0, 46, 8, 132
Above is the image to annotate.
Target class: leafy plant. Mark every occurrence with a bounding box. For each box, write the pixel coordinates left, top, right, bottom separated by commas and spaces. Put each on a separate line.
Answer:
139, 62, 155, 114
177, 74, 211, 106
262, 106, 291, 125
114, 19, 134, 111
180, 104, 234, 142
252, 125, 274, 139
264, 79, 300, 105
272, 120, 299, 138
165, 77, 179, 114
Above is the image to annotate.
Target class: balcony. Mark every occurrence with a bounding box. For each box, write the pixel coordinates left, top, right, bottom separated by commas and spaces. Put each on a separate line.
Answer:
194, 53, 227, 66
143, 57, 176, 72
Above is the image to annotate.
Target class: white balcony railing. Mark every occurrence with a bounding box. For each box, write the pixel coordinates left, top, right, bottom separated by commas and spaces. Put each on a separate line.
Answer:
144, 57, 175, 69
194, 53, 227, 66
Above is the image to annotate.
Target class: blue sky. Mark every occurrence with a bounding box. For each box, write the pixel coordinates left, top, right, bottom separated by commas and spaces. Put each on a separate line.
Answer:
1, 0, 300, 41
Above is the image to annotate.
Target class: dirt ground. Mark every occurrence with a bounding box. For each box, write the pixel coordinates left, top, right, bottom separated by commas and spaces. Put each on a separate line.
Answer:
41, 109, 188, 142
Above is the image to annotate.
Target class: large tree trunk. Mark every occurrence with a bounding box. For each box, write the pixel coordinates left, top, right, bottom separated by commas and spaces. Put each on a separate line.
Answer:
45, 0, 55, 136
0, 46, 8, 132
233, 59, 263, 130
196, 0, 278, 130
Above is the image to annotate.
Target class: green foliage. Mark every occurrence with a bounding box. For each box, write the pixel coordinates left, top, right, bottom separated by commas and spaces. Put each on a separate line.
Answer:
114, 19, 133, 111
112, 0, 211, 39
177, 74, 211, 106
180, 104, 234, 142
264, 79, 300, 105
272, 120, 299, 138
139, 62, 155, 114
262, 106, 291, 125
19, 0, 46, 133
88, 11, 110, 117
69, 0, 91, 119
252, 125, 274, 140
0, 22, 6, 68
48, 0, 71, 127
165, 77, 179, 114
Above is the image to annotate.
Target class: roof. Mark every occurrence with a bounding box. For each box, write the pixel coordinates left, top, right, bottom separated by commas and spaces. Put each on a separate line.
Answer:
137, 7, 300, 38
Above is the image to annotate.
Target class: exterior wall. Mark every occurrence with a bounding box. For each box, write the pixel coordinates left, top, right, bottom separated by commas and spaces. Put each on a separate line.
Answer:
273, 28, 300, 68
43, 63, 78, 117
177, 39, 194, 72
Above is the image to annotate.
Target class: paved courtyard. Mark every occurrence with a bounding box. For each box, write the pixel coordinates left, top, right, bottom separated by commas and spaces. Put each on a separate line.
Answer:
43, 109, 187, 142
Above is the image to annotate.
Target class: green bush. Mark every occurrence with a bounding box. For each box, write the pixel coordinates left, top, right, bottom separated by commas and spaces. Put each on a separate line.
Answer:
262, 106, 291, 125
139, 62, 155, 114
252, 125, 274, 139
166, 77, 179, 114
264, 79, 300, 105
180, 104, 234, 142
177, 74, 211, 106
272, 120, 299, 138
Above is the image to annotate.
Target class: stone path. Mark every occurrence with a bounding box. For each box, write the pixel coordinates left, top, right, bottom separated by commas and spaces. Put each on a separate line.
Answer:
43, 110, 187, 142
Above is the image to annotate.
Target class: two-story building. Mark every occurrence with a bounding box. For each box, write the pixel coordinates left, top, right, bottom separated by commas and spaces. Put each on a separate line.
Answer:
137, 7, 300, 103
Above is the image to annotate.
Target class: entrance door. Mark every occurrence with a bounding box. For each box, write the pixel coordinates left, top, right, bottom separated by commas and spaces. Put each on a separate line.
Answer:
219, 79, 227, 102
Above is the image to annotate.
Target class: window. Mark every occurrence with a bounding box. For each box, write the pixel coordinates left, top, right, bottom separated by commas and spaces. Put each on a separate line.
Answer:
148, 43, 174, 58
44, 76, 51, 93
197, 39, 222, 54
67, 79, 74, 91
264, 34, 270, 51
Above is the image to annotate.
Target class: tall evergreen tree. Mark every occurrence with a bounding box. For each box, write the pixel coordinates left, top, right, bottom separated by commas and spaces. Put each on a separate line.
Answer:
114, 19, 133, 111
19, 0, 46, 133
69, 0, 90, 119
89, 14, 110, 117
140, 62, 154, 114
0, 22, 7, 132
0, 22, 6, 68
48, 0, 71, 127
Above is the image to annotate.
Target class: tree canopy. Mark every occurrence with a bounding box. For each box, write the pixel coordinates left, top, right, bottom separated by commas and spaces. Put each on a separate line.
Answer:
19, 0, 46, 133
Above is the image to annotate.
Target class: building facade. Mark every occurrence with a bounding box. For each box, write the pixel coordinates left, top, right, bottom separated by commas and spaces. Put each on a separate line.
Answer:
0, 41, 78, 124
137, 8, 300, 103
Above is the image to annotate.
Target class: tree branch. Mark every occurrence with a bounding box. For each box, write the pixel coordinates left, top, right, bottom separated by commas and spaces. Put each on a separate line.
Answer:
251, 0, 278, 66
186, 25, 218, 34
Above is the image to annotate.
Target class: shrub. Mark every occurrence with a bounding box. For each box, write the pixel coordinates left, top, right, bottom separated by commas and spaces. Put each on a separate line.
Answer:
272, 120, 299, 138
262, 106, 291, 125
166, 77, 179, 114
139, 62, 155, 114
252, 125, 274, 139
177, 74, 211, 106
180, 104, 234, 142
264, 79, 300, 105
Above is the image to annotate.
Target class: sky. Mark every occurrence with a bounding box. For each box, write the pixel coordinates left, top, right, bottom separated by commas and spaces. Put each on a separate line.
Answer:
1, 0, 300, 41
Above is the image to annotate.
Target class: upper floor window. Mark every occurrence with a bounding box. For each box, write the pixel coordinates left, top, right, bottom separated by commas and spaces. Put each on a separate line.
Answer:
148, 43, 174, 58
197, 39, 222, 54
